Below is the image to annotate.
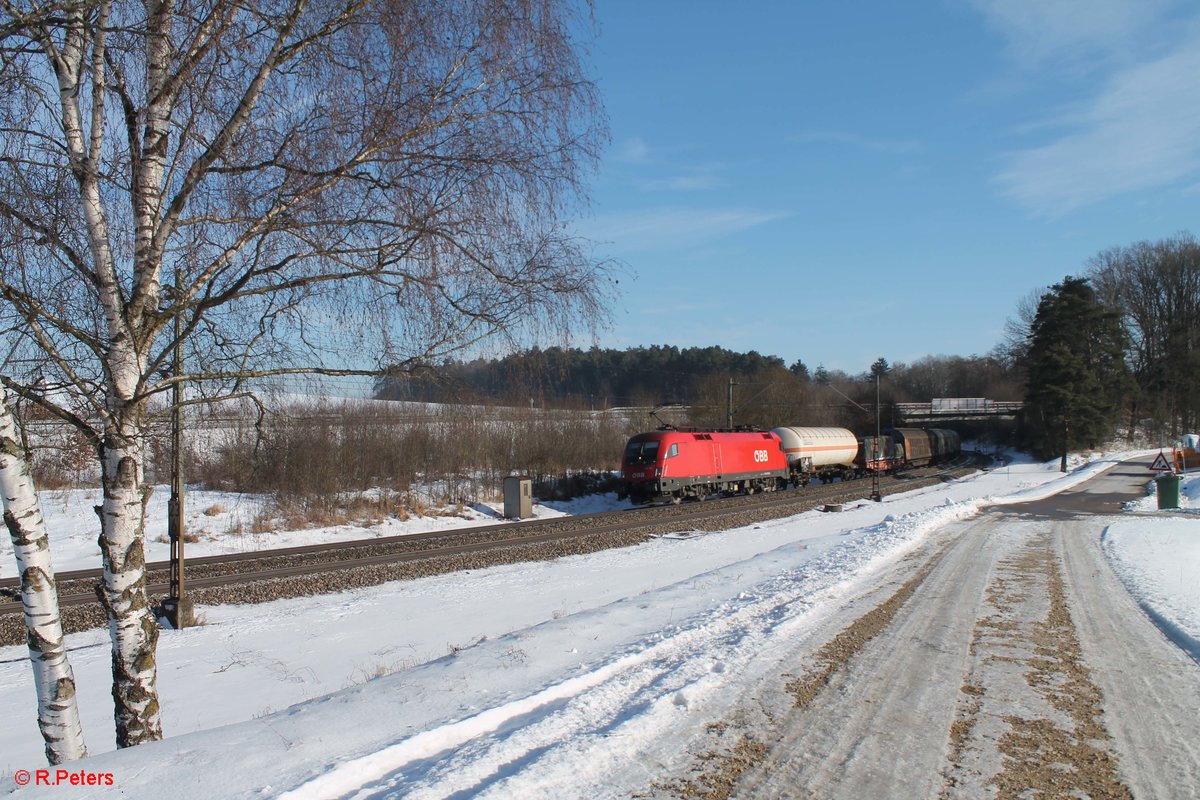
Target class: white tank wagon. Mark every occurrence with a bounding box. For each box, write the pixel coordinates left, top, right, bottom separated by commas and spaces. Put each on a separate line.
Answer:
770, 426, 860, 485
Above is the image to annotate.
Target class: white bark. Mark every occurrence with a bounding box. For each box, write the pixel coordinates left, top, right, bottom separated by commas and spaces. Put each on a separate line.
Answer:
0, 387, 88, 764
1, 0, 607, 751
43, 0, 164, 747
95, 399, 162, 746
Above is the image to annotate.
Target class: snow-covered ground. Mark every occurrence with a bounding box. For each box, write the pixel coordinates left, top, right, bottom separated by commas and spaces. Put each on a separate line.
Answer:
9, 486, 630, 575
1104, 465, 1200, 663
1, 449, 1197, 799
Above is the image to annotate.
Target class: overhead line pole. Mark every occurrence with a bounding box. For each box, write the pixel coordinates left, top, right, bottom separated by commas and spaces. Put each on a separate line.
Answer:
166, 287, 193, 628
820, 374, 884, 502
872, 372, 882, 502
727, 377, 737, 429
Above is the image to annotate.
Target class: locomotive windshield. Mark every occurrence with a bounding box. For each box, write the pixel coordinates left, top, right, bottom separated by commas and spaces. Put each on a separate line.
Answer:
625, 439, 661, 466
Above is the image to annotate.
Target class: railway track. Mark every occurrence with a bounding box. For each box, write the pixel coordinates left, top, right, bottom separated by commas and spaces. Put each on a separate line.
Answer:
0, 458, 985, 645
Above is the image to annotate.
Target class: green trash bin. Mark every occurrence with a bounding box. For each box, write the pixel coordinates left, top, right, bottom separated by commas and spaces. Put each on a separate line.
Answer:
1156, 473, 1181, 510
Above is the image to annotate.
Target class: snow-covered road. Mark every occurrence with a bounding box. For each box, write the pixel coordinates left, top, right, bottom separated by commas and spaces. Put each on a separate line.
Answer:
725, 460, 1200, 799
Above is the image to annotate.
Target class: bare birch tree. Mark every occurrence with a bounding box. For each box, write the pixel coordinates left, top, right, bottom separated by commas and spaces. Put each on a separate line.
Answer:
0, 0, 610, 747
0, 385, 88, 763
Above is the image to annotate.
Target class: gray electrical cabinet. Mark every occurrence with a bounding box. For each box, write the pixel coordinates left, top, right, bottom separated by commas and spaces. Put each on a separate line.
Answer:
503, 475, 533, 519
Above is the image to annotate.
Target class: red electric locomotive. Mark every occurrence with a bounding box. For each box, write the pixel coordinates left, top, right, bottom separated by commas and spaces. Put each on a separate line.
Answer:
619, 429, 788, 504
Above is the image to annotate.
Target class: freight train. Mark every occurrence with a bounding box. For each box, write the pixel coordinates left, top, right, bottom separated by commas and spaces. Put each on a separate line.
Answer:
620, 425, 960, 504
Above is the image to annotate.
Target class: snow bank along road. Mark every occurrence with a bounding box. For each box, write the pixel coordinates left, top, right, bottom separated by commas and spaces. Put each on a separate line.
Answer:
688, 458, 1200, 799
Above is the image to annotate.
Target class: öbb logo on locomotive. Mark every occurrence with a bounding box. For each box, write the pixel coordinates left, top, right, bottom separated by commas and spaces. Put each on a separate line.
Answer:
619, 425, 960, 504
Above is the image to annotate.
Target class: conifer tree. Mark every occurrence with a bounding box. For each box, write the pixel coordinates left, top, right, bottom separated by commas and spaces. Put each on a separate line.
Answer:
1023, 277, 1130, 469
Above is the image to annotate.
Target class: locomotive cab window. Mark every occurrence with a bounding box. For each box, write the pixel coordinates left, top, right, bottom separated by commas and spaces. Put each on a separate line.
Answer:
625, 440, 661, 465
666, 443, 679, 458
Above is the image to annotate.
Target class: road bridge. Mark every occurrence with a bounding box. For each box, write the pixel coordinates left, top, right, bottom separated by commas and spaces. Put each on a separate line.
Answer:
895, 397, 1022, 423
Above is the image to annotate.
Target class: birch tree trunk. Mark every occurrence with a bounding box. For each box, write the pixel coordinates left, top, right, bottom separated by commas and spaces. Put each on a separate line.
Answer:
95, 395, 162, 746
42, 0, 164, 746
0, 0, 608, 750
0, 387, 88, 763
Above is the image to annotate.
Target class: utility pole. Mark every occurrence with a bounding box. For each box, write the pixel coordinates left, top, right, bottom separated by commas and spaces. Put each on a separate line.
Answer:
724, 376, 744, 431
165, 289, 193, 628
871, 371, 882, 502
724, 376, 734, 429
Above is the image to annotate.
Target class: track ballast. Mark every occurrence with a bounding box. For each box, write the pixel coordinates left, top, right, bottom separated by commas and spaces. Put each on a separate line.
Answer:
0, 458, 984, 646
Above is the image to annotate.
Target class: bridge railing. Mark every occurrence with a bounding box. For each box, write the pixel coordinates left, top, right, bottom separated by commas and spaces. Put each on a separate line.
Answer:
895, 399, 1023, 418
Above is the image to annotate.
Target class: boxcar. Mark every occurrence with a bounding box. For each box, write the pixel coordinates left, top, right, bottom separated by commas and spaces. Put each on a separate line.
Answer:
927, 428, 961, 461
856, 434, 905, 473
890, 428, 933, 466
889, 427, 960, 467
620, 429, 788, 503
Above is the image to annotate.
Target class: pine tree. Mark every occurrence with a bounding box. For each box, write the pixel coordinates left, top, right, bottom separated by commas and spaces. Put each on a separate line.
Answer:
1023, 277, 1130, 468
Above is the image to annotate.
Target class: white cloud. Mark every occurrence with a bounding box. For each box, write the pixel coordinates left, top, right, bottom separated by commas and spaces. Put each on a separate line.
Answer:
996, 37, 1200, 215
791, 130, 922, 155
616, 137, 651, 163
638, 173, 724, 192
966, 0, 1179, 63
579, 207, 789, 251
612, 139, 725, 192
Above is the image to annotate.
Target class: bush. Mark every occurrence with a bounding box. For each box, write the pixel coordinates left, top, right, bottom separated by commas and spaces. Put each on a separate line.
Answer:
192, 399, 641, 519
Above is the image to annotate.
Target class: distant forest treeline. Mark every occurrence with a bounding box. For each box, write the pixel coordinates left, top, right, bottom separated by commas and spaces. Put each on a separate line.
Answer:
375, 345, 798, 408
374, 345, 1023, 432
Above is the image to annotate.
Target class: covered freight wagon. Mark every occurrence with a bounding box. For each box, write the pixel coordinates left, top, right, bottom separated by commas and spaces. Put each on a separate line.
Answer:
889, 427, 960, 467
927, 428, 961, 461
889, 428, 933, 465
857, 435, 905, 473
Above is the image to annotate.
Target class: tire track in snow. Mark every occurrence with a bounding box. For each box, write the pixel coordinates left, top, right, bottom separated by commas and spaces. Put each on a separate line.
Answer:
277, 505, 976, 800
943, 529, 1131, 798
658, 545, 946, 800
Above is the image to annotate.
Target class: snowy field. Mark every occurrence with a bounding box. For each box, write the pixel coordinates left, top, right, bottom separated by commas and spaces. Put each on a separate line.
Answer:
10, 486, 629, 574
1, 449, 1197, 799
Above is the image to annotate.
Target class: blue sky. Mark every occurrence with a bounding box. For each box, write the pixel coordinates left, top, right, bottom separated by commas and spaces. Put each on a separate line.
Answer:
576, 0, 1200, 374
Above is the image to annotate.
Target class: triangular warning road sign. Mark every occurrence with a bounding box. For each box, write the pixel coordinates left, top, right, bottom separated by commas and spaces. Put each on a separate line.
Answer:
1150, 452, 1172, 471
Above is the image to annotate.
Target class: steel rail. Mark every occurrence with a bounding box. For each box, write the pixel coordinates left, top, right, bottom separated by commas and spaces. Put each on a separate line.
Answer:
0, 457, 986, 619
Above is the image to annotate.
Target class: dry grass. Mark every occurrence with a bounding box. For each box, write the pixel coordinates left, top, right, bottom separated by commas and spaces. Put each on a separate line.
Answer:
20, 399, 639, 519
154, 531, 202, 544
192, 400, 637, 517
242, 489, 475, 533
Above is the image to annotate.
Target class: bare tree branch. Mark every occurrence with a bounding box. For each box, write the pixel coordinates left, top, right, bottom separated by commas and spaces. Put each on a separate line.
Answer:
0, 0, 610, 750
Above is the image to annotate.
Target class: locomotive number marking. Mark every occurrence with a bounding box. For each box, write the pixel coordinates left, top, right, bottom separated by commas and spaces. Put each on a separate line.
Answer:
753, 449, 770, 463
